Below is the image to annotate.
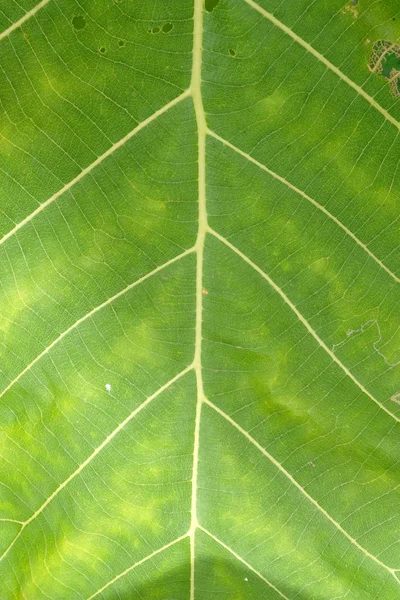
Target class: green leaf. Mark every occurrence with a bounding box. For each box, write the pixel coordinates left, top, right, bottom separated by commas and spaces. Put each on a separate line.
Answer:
0, 0, 399, 598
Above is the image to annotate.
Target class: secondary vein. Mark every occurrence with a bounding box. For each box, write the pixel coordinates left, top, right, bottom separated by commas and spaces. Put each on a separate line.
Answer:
243, 0, 400, 133
0, 366, 192, 563
209, 228, 400, 425
0, 90, 190, 250
0, 248, 194, 400
205, 399, 398, 577
0, 0, 51, 42
207, 129, 399, 283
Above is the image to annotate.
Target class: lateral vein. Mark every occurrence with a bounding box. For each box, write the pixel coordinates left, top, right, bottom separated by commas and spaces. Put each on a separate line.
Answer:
86, 534, 189, 600
210, 228, 400, 424
208, 129, 399, 283
243, 0, 400, 132
199, 526, 291, 599
0, 0, 50, 42
0, 247, 194, 399
0, 90, 190, 249
205, 399, 396, 576
0, 366, 192, 563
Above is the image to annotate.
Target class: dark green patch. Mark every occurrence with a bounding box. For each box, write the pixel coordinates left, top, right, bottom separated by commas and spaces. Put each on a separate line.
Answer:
205, 0, 220, 12
149, 25, 161, 34
381, 51, 400, 78
229, 48, 236, 57
72, 15, 86, 30
162, 23, 173, 33
99, 47, 106, 54
118, 40, 125, 47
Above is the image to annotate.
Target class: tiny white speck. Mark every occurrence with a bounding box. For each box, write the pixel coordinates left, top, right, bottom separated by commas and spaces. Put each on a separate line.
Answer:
244, 577, 248, 582
105, 383, 111, 393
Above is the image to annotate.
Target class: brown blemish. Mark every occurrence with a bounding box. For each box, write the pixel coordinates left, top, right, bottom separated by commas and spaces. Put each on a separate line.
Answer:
369, 40, 400, 97
202, 288, 208, 295
391, 393, 400, 405
369, 40, 399, 74
389, 68, 400, 97
342, 4, 359, 18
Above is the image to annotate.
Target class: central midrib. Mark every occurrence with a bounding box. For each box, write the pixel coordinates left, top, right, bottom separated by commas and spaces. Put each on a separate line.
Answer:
189, 0, 207, 598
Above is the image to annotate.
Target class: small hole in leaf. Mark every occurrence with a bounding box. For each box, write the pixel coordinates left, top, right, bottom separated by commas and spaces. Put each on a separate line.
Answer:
229, 48, 236, 57
205, 0, 220, 12
162, 23, 173, 33
118, 40, 125, 47
99, 47, 106, 53
72, 15, 86, 30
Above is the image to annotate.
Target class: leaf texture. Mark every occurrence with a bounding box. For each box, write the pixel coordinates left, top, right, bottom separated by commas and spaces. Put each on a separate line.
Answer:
0, 0, 399, 598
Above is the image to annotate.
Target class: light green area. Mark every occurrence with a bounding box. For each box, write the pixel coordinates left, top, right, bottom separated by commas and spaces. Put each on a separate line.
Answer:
0, 0, 399, 599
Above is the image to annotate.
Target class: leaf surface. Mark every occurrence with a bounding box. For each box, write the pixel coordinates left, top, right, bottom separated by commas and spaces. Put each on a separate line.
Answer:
0, 0, 399, 598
